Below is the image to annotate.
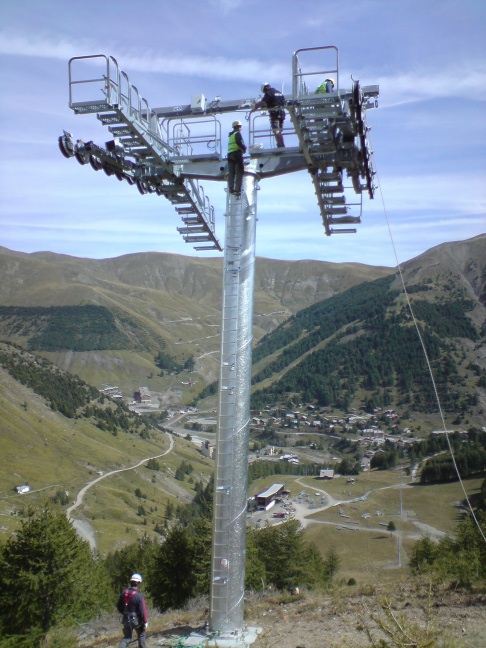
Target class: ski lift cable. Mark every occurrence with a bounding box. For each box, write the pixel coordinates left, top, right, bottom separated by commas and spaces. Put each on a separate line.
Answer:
369, 137, 486, 545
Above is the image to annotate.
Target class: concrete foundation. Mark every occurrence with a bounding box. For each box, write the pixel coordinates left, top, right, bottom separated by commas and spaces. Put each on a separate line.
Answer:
173, 626, 262, 647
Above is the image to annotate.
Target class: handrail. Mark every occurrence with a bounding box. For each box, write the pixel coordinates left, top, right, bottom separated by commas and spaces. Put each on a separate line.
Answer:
119, 70, 131, 115
292, 46, 339, 97
69, 54, 113, 108
167, 116, 222, 158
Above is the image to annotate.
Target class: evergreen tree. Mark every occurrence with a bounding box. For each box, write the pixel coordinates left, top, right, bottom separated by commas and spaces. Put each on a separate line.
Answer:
249, 520, 326, 590
146, 525, 198, 611
0, 503, 112, 641
323, 545, 341, 583
104, 534, 156, 596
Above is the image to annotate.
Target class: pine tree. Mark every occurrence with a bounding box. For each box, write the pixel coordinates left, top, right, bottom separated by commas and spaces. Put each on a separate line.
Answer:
0, 503, 112, 640
146, 525, 198, 610
250, 520, 326, 590
323, 545, 341, 583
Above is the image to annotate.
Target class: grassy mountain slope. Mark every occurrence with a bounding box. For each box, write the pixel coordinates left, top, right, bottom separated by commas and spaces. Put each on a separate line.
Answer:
0, 247, 392, 403
0, 342, 213, 553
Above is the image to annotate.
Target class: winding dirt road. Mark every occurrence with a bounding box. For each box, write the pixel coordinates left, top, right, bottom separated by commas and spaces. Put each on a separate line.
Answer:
68, 432, 174, 548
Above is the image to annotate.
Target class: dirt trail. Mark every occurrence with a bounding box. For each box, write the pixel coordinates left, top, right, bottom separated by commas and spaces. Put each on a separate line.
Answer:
68, 432, 174, 548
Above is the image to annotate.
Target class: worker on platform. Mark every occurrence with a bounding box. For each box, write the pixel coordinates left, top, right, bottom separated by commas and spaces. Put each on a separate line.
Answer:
253, 83, 286, 148
315, 77, 335, 94
116, 573, 148, 648
227, 120, 247, 197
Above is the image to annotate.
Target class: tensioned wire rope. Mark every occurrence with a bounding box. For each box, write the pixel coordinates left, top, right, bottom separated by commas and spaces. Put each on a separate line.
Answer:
370, 140, 486, 545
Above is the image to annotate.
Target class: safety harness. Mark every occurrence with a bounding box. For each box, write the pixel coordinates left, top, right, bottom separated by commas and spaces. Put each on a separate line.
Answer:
122, 588, 140, 628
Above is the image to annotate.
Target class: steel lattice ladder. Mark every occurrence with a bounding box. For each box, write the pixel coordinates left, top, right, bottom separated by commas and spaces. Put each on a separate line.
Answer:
288, 90, 363, 235
289, 45, 377, 236
67, 55, 221, 251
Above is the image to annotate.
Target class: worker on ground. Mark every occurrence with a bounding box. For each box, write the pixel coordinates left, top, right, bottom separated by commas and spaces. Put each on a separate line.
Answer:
315, 77, 335, 94
227, 120, 247, 197
116, 573, 148, 648
253, 83, 286, 148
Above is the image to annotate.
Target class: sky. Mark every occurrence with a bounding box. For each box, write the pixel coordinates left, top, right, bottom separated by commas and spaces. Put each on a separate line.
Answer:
0, 0, 485, 268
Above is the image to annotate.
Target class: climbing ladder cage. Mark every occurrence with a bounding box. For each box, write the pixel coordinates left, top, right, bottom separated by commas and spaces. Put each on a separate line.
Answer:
292, 45, 339, 98
165, 115, 222, 160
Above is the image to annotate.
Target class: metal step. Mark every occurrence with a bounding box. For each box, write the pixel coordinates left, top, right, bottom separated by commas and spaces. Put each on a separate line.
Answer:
323, 206, 348, 215
177, 226, 208, 234
176, 206, 198, 214
324, 196, 346, 204
318, 184, 344, 193
328, 216, 361, 224
71, 100, 111, 115
98, 113, 123, 125
184, 235, 215, 243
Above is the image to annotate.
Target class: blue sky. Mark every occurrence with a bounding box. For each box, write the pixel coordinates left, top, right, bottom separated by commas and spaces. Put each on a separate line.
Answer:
0, 0, 484, 267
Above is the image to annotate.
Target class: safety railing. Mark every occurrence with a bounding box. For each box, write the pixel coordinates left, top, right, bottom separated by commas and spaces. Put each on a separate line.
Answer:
166, 116, 222, 159
292, 45, 339, 98
69, 54, 165, 143
247, 111, 299, 150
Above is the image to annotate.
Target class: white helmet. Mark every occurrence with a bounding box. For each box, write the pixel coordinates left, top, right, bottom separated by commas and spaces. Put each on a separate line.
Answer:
130, 573, 143, 583
325, 77, 335, 85
261, 82, 270, 92
232, 120, 242, 128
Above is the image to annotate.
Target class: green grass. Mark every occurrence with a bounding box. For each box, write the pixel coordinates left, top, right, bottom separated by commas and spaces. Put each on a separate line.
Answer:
246, 471, 484, 585
0, 365, 214, 552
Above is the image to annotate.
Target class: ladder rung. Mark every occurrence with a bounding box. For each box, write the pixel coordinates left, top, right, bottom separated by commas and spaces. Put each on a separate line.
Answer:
319, 185, 343, 193
324, 196, 346, 204
176, 207, 196, 214
184, 235, 213, 243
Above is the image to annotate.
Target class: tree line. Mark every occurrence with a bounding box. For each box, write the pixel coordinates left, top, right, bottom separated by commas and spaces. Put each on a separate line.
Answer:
0, 490, 338, 645
0, 346, 153, 437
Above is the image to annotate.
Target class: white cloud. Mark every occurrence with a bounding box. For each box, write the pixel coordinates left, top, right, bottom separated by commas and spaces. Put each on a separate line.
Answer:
0, 31, 287, 82
368, 66, 486, 106
208, 0, 245, 13
375, 172, 486, 214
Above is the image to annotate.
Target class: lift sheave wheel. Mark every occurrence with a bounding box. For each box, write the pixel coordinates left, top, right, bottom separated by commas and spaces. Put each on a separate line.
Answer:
58, 134, 75, 159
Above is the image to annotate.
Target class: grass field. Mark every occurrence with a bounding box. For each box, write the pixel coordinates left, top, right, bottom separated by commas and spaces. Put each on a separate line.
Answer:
246, 471, 484, 584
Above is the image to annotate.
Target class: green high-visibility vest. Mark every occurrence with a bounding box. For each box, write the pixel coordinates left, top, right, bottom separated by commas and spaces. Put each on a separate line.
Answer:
228, 130, 241, 154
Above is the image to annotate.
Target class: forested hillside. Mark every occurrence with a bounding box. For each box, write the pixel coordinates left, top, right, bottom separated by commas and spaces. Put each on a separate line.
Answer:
0, 341, 215, 555
250, 272, 484, 423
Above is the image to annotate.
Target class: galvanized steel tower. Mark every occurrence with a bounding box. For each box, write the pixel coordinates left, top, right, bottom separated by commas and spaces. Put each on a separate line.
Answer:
59, 46, 378, 647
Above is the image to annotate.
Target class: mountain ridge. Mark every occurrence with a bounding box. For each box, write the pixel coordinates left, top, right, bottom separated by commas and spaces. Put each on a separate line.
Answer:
0, 235, 484, 414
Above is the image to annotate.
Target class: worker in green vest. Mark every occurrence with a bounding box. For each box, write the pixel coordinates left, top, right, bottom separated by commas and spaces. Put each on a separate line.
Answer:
316, 77, 335, 94
227, 120, 247, 197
